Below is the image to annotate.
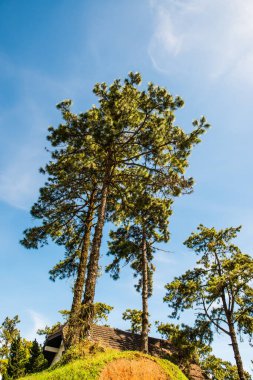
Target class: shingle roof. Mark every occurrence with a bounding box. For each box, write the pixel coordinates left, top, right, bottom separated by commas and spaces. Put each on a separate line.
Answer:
90, 324, 172, 354
46, 324, 205, 380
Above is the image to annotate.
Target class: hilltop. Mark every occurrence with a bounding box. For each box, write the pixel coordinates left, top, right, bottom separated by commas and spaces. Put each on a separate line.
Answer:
19, 349, 188, 380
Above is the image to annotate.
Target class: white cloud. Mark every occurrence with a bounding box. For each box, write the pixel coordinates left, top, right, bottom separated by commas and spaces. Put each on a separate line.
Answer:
149, 0, 253, 82
25, 310, 50, 342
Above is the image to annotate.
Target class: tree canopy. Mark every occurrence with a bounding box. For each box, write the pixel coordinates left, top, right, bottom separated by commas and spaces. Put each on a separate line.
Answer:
21, 72, 209, 349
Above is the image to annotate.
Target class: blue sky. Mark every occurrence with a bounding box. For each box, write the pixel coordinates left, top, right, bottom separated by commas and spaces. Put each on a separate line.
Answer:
0, 0, 252, 372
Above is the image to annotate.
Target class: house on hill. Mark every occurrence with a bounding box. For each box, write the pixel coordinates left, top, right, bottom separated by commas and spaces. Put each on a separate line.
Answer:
44, 324, 204, 380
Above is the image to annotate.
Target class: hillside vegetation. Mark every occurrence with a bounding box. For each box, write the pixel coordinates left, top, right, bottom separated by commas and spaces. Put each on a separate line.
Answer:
19, 349, 188, 380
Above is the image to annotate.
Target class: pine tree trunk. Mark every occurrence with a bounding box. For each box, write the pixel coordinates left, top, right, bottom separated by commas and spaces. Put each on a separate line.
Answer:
141, 232, 149, 353
81, 170, 110, 337
216, 254, 245, 380
228, 318, 245, 380
65, 188, 96, 348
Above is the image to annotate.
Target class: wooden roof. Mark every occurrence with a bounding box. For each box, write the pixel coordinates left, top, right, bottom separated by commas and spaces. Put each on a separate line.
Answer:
90, 324, 173, 354
45, 324, 205, 380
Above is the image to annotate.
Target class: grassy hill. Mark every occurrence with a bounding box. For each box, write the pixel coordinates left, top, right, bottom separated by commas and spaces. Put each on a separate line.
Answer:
19, 349, 188, 380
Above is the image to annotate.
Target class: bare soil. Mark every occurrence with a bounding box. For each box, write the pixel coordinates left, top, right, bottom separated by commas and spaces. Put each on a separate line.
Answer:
99, 357, 169, 380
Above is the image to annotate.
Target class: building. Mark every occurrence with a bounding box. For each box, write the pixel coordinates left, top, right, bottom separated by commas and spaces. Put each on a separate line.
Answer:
44, 324, 204, 380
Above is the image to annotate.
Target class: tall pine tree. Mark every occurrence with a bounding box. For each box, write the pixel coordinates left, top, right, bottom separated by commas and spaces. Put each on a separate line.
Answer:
21, 73, 209, 346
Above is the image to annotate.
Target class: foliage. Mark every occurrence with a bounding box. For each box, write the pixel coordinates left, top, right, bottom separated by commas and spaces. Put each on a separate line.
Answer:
0, 315, 20, 378
122, 309, 146, 334
0, 316, 20, 358
201, 354, 251, 380
55, 340, 106, 366
26, 339, 48, 374
21, 72, 209, 344
37, 322, 62, 337
156, 321, 252, 379
106, 225, 156, 295
0, 316, 48, 379
164, 225, 253, 379
18, 349, 188, 380
92, 303, 114, 325
122, 309, 143, 334
62, 302, 114, 326
106, 193, 173, 352
102, 75, 208, 351
37, 302, 113, 343
156, 321, 212, 370
65, 303, 114, 326
20, 71, 191, 267
5, 335, 29, 379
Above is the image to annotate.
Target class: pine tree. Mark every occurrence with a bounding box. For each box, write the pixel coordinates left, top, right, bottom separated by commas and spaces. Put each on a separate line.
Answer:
0, 315, 20, 379
156, 322, 251, 379
6, 336, 27, 379
164, 225, 253, 380
26, 339, 47, 374
21, 72, 209, 346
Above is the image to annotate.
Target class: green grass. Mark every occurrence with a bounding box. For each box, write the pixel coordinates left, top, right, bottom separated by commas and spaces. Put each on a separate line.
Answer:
19, 350, 188, 380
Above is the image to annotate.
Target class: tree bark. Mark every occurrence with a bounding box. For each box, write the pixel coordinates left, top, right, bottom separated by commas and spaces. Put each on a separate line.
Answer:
141, 232, 149, 353
81, 166, 111, 337
228, 317, 245, 380
65, 188, 96, 348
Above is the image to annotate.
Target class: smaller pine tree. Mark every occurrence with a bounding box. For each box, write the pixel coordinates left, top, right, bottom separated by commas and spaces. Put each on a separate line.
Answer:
26, 339, 47, 374
6, 336, 26, 379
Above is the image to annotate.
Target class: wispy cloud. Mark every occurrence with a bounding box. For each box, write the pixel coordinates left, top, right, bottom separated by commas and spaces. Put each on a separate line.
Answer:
0, 54, 83, 210
154, 250, 176, 265
149, 0, 253, 82
0, 100, 48, 210
25, 310, 49, 342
